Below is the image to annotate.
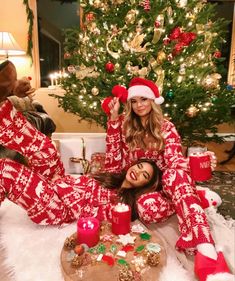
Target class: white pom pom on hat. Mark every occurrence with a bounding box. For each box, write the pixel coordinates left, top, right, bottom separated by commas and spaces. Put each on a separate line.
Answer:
127, 77, 164, 104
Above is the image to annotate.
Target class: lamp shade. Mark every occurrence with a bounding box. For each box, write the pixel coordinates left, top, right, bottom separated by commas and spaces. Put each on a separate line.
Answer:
0, 32, 26, 57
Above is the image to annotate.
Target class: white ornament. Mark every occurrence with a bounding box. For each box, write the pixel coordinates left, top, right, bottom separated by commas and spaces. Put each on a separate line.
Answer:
177, 0, 188, 8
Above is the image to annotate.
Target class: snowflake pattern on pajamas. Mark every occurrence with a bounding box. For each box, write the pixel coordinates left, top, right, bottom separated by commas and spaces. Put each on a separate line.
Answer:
105, 115, 214, 252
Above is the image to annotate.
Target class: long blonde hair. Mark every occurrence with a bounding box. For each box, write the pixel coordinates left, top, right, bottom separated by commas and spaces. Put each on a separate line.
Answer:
123, 100, 165, 151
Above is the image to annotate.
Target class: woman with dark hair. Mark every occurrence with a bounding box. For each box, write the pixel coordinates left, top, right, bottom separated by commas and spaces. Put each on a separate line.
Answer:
0, 61, 165, 226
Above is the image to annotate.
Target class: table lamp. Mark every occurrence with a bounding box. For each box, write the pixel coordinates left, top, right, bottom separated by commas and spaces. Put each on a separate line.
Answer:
0, 31, 26, 59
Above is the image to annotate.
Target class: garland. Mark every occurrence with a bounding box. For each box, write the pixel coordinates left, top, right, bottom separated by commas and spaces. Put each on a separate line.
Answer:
23, 0, 34, 62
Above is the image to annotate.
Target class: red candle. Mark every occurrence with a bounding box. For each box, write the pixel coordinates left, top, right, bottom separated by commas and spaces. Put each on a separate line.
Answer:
111, 203, 131, 235
77, 217, 100, 247
189, 153, 212, 181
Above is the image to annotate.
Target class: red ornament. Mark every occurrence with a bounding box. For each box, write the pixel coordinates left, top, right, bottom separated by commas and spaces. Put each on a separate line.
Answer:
64, 52, 71, 60
86, 12, 95, 22
167, 54, 173, 61
143, 0, 150, 11
173, 42, 184, 56
163, 37, 170, 45
27, 76, 32, 80
105, 61, 115, 73
154, 20, 161, 28
213, 51, 222, 58
180, 32, 196, 46
169, 27, 182, 41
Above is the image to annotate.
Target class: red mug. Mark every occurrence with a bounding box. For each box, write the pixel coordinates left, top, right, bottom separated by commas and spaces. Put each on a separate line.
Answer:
189, 153, 212, 181
111, 203, 131, 235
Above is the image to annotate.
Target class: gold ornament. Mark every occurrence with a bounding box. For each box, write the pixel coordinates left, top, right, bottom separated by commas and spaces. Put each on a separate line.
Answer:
150, 58, 165, 94
115, 63, 121, 70
201, 73, 222, 89
80, 88, 87, 95
136, 25, 142, 34
106, 35, 120, 59
93, 0, 102, 8
122, 33, 148, 53
157, 50, 166, 64
125, 10, 136, 25
76, 65, 100, 80
186, 105, 199, 117
112, 0, 124, 4
152, 15, 164, 44
91, 86, 99, 96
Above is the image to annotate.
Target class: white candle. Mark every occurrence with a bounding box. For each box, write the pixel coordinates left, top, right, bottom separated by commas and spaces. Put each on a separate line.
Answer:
49, 74, 54, 86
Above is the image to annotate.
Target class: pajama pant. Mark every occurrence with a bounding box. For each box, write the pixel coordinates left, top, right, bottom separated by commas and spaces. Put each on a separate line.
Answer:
0, 100, 82, 225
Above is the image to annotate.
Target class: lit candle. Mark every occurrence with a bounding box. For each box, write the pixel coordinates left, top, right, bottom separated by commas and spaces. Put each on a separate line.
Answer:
77, 217, 100, 247
111, 203, 131, 235
49, 74, 54, 86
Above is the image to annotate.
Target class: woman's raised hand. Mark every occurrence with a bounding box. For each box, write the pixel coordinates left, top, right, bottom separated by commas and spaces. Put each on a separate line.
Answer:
110, 97, 120, 120
205, 151, 217, 171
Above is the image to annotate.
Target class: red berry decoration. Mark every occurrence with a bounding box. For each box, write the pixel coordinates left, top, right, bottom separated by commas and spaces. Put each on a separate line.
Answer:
154, 20, 161, 28
163, 37, 170, 45
64, 52, 71, 60
105, 61, 115, 73
213, 51, 222, 58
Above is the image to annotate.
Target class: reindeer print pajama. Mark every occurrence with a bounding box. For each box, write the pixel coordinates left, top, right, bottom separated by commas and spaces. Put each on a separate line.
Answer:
105, 115, 214, 252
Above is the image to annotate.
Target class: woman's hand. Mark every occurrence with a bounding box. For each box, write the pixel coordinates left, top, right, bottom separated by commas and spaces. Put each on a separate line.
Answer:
109, 97, 120, 121
205, 151, 217, 171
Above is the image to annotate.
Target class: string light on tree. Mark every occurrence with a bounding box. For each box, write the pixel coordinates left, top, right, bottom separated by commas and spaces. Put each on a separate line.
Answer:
51, 0, 235, 147
186, 105, 199, 117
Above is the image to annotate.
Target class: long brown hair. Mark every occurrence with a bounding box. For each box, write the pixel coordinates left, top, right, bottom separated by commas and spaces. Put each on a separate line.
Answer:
92, 158, 162, 221
123, 100, 165, 151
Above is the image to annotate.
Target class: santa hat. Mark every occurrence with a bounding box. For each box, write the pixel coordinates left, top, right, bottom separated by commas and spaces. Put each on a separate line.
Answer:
102, 77, 164, 115
111, 77, 164, 105
128, 77, 164, 104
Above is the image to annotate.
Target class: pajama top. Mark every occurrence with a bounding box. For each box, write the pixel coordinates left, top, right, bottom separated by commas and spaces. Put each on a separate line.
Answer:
104, 115, 214, 252
0, 101, 214, 253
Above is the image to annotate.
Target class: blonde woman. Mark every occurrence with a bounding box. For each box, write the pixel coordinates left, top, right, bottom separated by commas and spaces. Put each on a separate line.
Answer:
104, 77, 233, 281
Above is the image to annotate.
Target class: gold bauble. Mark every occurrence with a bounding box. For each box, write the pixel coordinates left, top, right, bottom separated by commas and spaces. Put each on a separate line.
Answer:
157, 51, 166, 64
201, 73, 221, 89
115, 63, 120, 70
91, 86, 99, 96
112, 0, 124, 4
80, 88, 87, 95
93, 0, 102, 8
186, 105, 199, 117
125, 10, 136, 24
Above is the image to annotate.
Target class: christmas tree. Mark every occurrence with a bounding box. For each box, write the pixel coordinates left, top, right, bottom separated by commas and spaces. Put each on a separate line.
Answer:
51, 0, 235, 147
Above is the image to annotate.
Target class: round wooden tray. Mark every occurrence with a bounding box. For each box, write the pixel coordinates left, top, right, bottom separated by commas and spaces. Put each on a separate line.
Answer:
61, 221, 166, 281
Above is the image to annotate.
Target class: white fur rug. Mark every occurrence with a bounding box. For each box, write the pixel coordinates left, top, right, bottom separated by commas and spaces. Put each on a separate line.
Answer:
0, 200, 234, 281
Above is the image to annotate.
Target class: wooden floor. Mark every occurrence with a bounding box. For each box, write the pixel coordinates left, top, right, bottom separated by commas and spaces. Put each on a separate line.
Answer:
0, 141, 234, 281
207, 141, 235, 172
